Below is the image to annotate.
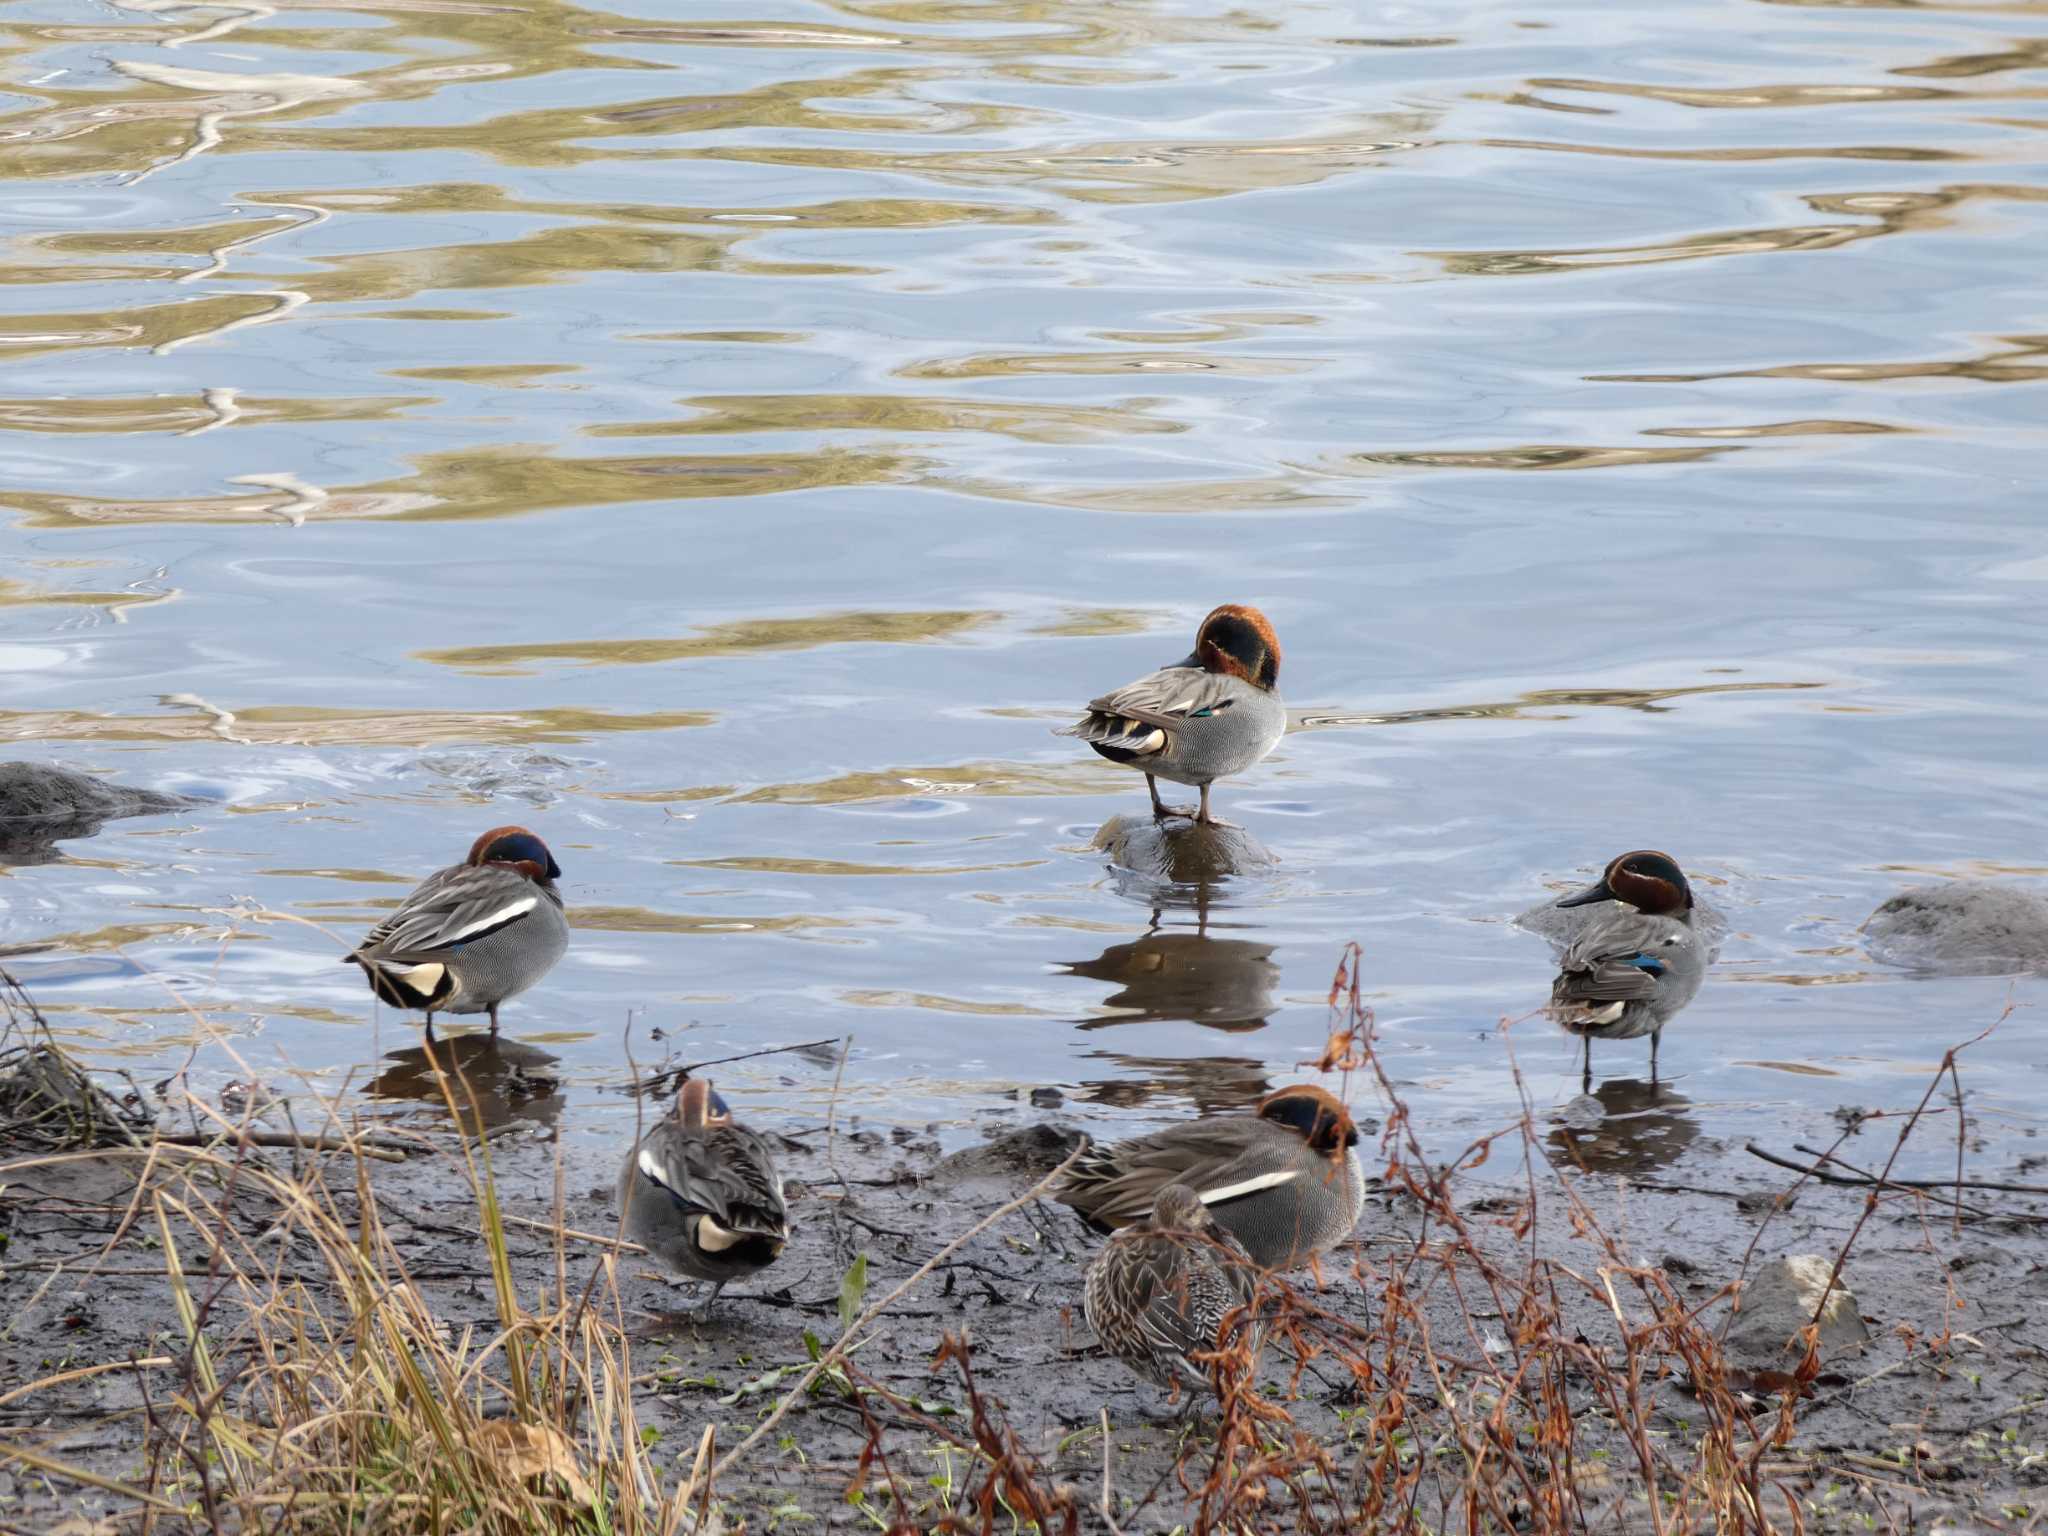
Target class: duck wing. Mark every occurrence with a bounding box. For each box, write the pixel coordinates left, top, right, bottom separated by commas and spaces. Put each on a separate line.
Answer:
1553, 914, 1691, 1004
1127, 1234, 1255, 1362
636, 1121, 788, 1238
1057, 665, 1245, 754
1058, 1120, 1299, 1230
351, 862, 557, 963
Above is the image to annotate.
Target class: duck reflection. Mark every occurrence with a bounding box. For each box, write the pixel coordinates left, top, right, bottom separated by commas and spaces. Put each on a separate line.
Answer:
365, 1035, 563, 1133
1546, 1077, 1699, 1175
1062, 873, 1279, 1034
1066, 927, 1278, 1033
1075, 1051, 1273, 1116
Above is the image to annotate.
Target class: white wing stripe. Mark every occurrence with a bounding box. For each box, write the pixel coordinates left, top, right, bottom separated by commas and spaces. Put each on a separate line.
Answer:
636, 1149, 668, 1189
1200, 1169, 1298, 1204
438, 895, 537, 945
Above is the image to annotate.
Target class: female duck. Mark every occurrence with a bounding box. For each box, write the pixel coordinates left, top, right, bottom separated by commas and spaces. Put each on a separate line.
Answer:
345, 825, 569, 1042
1546, 850, 1704, 1086
1059, 603, 1285, 826
1085, 1183, 1260, 1408
618, 1076, 789, 1313
1056, 1084, 1365, 1272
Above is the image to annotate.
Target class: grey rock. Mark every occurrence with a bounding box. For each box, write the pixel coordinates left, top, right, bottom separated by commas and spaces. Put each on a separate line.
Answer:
0, 761, 193, 866
926, 1123, 1085, 1195
1721, 1254, 1871, 1389
1092, 813, 1276, 885
1864, 882, 2048, 975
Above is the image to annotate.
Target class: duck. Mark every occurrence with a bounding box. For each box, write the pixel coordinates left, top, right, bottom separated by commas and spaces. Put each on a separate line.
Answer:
1054, 1084, 1365, 1271
1057, 603, 1285, 827
618, 1076, 790, 1312
1545, 850, 1705, 1087
1863, 881, 2048, 975
1084, 1182, 1260, 1408
343, 825, 569, 1043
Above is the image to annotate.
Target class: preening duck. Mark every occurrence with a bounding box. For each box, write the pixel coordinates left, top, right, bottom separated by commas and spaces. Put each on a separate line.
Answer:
1058, 604, 1286, 827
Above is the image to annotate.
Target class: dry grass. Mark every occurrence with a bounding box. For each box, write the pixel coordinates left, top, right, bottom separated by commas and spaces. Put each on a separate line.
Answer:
0, 953, 2015, 1535
0, 1007, 699, 1536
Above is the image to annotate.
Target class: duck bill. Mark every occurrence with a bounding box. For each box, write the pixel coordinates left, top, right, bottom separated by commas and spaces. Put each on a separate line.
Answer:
1554, 878, 1616, 909
1171, 649, 1204, 670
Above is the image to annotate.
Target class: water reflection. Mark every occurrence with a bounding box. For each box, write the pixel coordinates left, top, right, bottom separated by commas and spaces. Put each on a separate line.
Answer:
1075, 1051, 1272, 1114
364, 1036, 563, 1134
1066, 924, 1278, 1033
1547, 1079, 1700, 1176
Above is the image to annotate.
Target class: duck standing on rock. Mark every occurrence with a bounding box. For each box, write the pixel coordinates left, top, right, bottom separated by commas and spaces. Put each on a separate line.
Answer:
1055, 1084, 1365, 1272
1084, 1182, 1261, 1409
344, 825, 569, 1043
1547, 850, 1704, 1088
1058, 604, 1285, 827
618, 1076, 790, 1314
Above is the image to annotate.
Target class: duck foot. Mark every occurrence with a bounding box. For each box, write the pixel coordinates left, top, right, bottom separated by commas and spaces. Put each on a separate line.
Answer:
624, 1307, 710, 1338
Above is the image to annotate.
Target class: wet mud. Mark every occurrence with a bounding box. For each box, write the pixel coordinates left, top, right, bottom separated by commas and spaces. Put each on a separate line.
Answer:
9, 1089, 2048, 1532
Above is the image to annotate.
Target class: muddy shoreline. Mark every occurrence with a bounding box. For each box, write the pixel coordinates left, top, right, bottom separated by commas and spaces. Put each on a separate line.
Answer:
8, 1073, 2048, 1533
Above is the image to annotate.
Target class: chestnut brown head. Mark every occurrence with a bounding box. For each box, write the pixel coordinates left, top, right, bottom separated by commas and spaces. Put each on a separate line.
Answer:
675, 1076, 733, 1131
466, 826, 562, 883
1555, 850, 1691, 916
1190, 604, 1281, 692
1256, 1084, 1357, 1155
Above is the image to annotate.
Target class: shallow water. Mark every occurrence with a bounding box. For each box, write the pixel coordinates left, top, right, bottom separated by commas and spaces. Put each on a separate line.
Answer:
3, 0, 2046, 1180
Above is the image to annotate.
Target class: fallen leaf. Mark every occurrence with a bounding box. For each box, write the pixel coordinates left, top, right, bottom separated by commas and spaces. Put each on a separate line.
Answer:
473, 1420, 596, 1504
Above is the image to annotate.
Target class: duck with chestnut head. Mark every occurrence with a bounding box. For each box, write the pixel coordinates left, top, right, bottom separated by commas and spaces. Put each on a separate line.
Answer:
1546, 850, 1705, 1088
1058, 603, 1285, 827
344, 825, 569, 1043
618, 1076, 789, 1315
1055, 1084, 1365, 1272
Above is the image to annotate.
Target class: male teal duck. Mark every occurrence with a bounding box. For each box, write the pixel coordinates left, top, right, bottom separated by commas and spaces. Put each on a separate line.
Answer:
618, 1076, 789, 1313
1546, 850, 1705, 1087
1058, 603, 1286, 826
1055, 1085, 1365, 1271
344, 825, 569, 1042
1084, 1182, 1260, 1408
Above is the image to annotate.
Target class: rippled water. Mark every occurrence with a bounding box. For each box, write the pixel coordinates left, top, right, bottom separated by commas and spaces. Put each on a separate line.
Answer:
4, 0, 2047, 1177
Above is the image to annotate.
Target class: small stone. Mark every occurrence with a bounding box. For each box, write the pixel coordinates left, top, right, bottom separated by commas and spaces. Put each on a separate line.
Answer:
1029, 1087, 1065, 1109
1721, 1254, 1872, 1391
1557, 1094, 1604, 1132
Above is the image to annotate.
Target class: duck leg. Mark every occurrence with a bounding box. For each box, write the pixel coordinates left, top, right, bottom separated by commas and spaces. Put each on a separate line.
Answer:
699, 1281, 726, 1317
1146, 774, 1197, 823
1580, 1036, 1592, 1093
487, 1003, 500, 1036
1197, 783, 1213, 827
424, 1011, 438, 1046
1649, 1030, 1660, 1088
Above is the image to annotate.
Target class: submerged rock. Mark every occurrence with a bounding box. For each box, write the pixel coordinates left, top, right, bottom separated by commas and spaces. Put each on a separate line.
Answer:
1721, 1254, 1871, 1390
1864, 882, 2048, 975
1091, 813, 1276, 884
0, 761, 192, 866
927, 1123, 1085, 1194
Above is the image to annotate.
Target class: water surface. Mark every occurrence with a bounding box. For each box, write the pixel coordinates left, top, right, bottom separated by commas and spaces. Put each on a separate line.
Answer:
3, 0, 2047, 1181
